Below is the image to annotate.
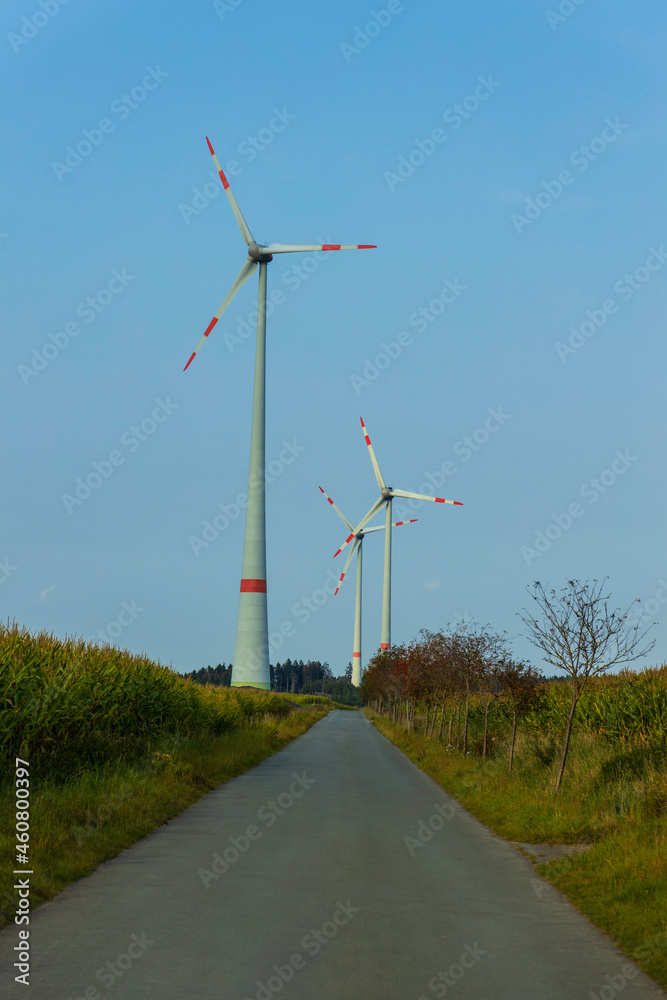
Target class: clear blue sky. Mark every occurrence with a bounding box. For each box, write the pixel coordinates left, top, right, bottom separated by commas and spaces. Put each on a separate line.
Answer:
2, 0, 666, 676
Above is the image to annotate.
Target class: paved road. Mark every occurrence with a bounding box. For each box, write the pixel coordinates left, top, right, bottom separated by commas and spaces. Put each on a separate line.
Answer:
1, 710, 664, 999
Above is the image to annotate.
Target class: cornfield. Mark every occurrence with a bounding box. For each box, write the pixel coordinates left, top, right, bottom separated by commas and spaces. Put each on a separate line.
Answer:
524, 668, 667, 745
1, 622, 289, 769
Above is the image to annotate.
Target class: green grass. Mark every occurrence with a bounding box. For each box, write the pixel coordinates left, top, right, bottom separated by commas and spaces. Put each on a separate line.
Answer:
279, 693, 357, 710
0, 709, 327, 930
368, 711, 667, 988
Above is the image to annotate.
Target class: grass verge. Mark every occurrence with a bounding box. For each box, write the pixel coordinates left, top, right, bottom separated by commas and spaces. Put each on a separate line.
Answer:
367, 711, 667, 988
1, 709, 327, 931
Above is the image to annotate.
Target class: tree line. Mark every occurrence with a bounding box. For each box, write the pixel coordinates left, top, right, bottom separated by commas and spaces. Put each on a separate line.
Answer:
184, 658, 362, 706
361, 579, 654, 790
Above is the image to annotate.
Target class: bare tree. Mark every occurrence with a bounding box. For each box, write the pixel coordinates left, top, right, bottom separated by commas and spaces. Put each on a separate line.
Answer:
520, 579, 654, 792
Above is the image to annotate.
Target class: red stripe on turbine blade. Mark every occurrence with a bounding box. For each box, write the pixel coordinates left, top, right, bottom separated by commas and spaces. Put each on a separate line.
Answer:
240, 579, 267, 593
218, 169, 229, 190
435, 497, 447, 503
206, 136, 214, 154
454, 501, 464, 505
410, 519, 418, 522
319, 486, 324, 493
357, 245, 377, 249
321, 244, 341, 251
380, 643, 390, 650
345, 534, 354, 543
395, 521, 404, 526
365, 435, 371, 445
333, 549, 342, 558
204, 317, 219, 337
183, 352, 196, 371
327, 498, 334, 505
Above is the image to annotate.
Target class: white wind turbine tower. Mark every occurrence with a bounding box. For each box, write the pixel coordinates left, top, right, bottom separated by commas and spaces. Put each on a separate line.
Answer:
334, 418, 463, 651
184, 137, 376, 689
319, 486, 416, 686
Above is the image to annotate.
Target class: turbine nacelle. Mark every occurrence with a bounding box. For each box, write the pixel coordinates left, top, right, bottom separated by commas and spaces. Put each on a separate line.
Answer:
248, 242, 274, 264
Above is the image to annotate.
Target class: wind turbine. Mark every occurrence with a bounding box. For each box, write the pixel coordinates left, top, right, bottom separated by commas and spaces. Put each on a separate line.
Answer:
319, 487, 416, 686
334, 418, 463, 651
184, 137, 376, 689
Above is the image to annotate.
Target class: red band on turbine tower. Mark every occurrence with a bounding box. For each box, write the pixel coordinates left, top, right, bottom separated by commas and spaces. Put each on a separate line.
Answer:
353, 652, 361, 658
380, 643, 390, 650
240, 579, 267, 593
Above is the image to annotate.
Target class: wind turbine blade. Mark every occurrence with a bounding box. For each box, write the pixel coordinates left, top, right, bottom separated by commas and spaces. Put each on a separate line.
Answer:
183, 259, 258, 370
318, 487, 354, 533
333, 498, 385, 557
360, 417, 386, 491
206, 137, 254, 246
263, 243, 376, 254
361, 517, 417, 534
335, 538, 360, 596
392, 489, 463, 505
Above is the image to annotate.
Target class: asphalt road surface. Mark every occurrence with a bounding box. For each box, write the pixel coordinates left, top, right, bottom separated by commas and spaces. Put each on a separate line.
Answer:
1, 710, 665, 999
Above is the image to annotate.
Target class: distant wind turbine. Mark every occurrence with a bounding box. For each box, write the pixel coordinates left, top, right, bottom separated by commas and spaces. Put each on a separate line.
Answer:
183, 137, 376, 689
334, 418, 463, 651
319, 486, 416, 686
